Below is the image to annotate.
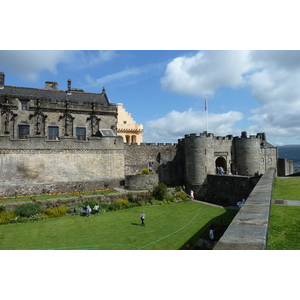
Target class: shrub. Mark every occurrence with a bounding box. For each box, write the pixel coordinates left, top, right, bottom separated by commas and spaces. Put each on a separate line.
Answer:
175, 186, 182, 192
0, 211, 15, 224
127, 193, 134, 202
15, 203, 42, 218
0, 205, 6, 214
151, 182, 168, 200
166, 196, 175, 202
176, 192, 187, 199
141, 168, 149, 174
116, 199, 129, 206
44, 206, 69, 218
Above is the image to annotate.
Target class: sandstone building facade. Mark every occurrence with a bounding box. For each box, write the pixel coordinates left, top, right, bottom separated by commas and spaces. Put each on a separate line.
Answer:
116, 103, 143, 145
0, 71, 293, 197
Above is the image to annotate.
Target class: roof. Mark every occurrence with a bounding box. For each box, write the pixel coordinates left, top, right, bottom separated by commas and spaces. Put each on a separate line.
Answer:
0, 85, 110, 106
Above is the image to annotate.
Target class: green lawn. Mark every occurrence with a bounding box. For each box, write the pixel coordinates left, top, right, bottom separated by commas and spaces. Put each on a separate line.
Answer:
268, 204, 300, 250
0, 201, 236, 250
272, 177, 300, 200
268, 176, 300, 250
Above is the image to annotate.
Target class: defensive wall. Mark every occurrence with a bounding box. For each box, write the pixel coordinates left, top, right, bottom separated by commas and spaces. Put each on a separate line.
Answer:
0, 135, 125, 196
277, 158, 294, 176
214, 167, 276, 250
124, 142, 184, 185
204, 174, 261, 206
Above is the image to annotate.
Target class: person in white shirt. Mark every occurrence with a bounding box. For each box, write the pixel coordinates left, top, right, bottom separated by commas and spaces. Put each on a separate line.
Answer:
93, 204, 99, 215
140, 212, 145, 226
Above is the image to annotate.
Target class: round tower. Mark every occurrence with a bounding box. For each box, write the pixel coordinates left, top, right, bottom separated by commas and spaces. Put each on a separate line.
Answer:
234, 131, 261, 176
183, 132, 214, 195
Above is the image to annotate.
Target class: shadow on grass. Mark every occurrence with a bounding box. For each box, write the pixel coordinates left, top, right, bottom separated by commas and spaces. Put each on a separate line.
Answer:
131, 222, 141, 226
179, 209, 238, 250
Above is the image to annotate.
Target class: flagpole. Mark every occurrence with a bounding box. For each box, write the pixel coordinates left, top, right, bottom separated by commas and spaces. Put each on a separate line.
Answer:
205, 96, 208, 132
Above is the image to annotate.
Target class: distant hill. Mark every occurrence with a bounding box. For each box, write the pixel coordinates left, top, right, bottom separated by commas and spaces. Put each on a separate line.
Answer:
278, 145, 300, 163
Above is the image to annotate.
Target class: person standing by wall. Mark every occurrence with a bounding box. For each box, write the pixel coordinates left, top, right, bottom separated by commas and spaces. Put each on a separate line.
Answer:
190, 190, 194, 200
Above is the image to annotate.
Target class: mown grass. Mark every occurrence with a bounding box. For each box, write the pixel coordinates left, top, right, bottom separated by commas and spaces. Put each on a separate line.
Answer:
272, 177, 300, 200
0, 201, 237, 250
268, 176, 300, 250
268, 204, 300, 250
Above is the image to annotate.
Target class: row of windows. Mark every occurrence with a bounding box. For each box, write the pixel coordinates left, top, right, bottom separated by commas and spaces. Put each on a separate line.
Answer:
260, 148, 272, 154
18, 125, 86, 141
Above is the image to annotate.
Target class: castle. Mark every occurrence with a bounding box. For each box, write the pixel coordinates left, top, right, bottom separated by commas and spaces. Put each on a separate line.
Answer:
0, 72, 294, 198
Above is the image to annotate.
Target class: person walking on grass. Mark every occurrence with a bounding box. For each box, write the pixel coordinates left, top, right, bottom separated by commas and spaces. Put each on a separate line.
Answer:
86, 204, 91, 217
140, 212, 145, 226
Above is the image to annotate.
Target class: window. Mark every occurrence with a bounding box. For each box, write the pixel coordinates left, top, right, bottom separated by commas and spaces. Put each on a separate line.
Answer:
48, 126, 59, 140
76, 127, 86, 141
20, 101, 29, 110
18, 125, 29, 139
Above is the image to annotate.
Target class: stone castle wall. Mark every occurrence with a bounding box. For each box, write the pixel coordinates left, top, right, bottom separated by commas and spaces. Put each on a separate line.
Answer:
124, 143, 183, 185
0, 136, 125, 196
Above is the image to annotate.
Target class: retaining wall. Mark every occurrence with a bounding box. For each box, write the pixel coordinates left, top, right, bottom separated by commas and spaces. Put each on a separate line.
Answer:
214, 167, 276, 250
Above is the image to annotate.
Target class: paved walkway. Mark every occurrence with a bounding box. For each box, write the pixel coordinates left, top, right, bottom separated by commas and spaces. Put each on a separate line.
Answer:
273, 199, 300, 206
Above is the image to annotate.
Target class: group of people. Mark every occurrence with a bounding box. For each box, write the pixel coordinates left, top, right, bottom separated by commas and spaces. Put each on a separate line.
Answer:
216, 166, 239, 175
216, 166, 225, 175
85, 204, 100, 217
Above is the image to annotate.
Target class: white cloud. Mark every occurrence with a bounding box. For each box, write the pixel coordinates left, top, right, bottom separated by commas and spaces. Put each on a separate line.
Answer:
73, 50, 117, 69
0, 50, 117, 82
143, 108, 243, 143
159, 50, 300, 144
246, 51, 300, 143
160, 50, 251, 97
0, 50, 69, 81
86, 62, 165, 88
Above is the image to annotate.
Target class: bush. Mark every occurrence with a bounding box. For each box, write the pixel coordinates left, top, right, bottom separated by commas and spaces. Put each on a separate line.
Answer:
151, 182, 168, 200
175, 186, 182, 192
166, 196, 174, 202
116, 199, 129, 206
176, 192, 187, 199
141, 168, 149, 174
0, 211, 15, 224
15, 203, 42, 218
0, 205, 6, 214
44, 206, 69, 218
127, 193, 134, 202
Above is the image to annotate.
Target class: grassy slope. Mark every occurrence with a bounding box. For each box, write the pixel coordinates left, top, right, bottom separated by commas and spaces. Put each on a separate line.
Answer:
272, 177, 300, 200
268, 204, 300, 250
0, 201, 236, 250
268, 176, 300, 249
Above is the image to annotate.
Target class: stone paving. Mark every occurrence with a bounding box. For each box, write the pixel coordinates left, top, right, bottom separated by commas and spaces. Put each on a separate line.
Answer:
273, 199, 300, 206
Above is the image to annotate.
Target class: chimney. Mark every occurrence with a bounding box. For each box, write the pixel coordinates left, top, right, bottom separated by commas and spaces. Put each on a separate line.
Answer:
0, 72, 5, 88
67, 79, 71, 93
45, 81, 58, 90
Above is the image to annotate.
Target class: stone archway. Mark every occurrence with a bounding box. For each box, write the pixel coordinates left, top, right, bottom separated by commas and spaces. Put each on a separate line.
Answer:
215, 157, 227, 173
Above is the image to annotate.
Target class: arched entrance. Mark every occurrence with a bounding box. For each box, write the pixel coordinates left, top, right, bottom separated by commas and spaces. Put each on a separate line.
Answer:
215, 157, 227, 174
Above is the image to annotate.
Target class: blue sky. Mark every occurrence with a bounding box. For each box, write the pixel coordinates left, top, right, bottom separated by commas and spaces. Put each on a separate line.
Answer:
1, 50, 300, 146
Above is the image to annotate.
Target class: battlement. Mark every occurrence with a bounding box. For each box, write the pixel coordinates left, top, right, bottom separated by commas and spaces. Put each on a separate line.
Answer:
182, 131, 238, 141
126, 142, 177, 147
235, 131, 266, 141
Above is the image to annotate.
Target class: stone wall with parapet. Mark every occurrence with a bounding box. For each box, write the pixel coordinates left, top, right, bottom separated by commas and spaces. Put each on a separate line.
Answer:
0, 135, 125, 196
277, 158, 294, 176
205, 174, 261, 206
125, 173, 159, 190
214, 167, 276, 250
